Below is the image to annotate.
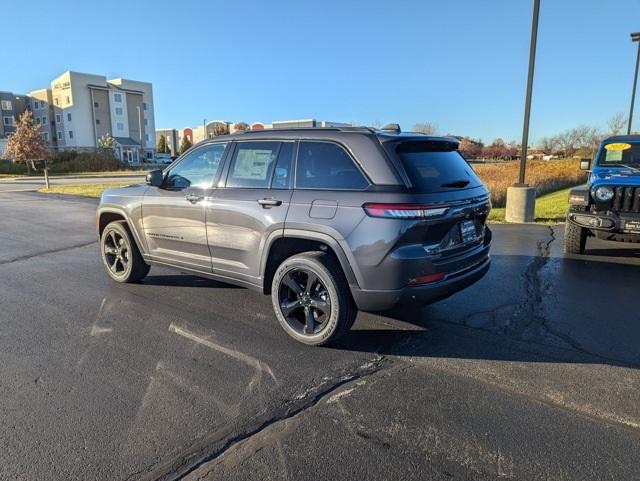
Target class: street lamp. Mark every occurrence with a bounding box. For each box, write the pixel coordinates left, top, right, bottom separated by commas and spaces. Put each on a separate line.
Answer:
506, 0, 540, 223
627, 32, 640, 135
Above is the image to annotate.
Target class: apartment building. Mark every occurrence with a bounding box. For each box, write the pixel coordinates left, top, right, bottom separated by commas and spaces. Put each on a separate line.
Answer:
0, 71, 157, 162
49, 71, 156, 162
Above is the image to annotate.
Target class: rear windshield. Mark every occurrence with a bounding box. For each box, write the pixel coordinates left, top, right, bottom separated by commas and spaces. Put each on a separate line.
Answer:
388, 140, 483, 193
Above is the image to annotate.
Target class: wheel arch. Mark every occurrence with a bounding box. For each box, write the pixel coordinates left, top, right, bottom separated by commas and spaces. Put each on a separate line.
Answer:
261, 230, 360, 295
98, 207, 147, 255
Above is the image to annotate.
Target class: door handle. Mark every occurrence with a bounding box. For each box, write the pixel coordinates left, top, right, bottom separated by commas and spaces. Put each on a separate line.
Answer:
257, 198, 282, 208
185, 193, 204, 204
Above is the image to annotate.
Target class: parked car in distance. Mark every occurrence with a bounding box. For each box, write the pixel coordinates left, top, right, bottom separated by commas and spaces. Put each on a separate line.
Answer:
155, 153, 174, 165
96, 126, 492, 345
565, 135, 640, 254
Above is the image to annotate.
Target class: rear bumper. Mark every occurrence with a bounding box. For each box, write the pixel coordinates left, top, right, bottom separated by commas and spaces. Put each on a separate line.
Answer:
350, 250, 491, 312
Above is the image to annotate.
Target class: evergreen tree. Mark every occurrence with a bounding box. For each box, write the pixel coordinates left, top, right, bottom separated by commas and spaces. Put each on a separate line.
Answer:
157, 135, 167, 154
179, 136, 192, 154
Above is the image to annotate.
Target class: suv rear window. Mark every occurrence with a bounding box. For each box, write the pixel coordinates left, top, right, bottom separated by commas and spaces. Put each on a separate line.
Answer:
389, 140, 483, 193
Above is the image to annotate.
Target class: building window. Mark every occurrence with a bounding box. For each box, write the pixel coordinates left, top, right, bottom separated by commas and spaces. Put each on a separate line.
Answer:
115, 107, 123, 116
145, 133, 149, 142
96, 119, 100, 125
114, 93, 122, 102
146, 151, 153, 159
43, 132, 49, 141
42, 116, 47, 124
94, 102, 99, 108
68, 131, 74, 139
1, 100, 12, 110
144, 118, 148, 126
36, 117, 41, 125
117, 122, 124, 131
33, 100, 39, 109
56, 114, 61, 123
143, 102, 148, 111
57, 131, 63, 140
3, 116, 14, 126
65, 96, 70, 105
54, 98, 59, 106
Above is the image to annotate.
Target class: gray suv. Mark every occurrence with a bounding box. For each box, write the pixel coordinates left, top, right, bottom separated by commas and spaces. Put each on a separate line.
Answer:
97, 127, 491, 345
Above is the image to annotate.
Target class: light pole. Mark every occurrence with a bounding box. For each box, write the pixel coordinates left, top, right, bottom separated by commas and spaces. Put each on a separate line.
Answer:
506, 0, 540, 223
627, 32, 640, 135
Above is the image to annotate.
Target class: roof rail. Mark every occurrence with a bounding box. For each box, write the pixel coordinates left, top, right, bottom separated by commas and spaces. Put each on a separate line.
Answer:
234, 126, 375, 134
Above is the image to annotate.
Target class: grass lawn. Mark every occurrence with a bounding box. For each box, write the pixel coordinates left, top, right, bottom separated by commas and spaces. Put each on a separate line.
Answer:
38, 183, 130, 198
488, 187, 571, 223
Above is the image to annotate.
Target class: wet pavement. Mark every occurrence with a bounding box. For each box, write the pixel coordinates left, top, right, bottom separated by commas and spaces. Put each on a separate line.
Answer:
0, 191, 638, 481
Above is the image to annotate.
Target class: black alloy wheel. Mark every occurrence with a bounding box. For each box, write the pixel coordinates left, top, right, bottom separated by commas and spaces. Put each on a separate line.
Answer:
278, 268, 332, 336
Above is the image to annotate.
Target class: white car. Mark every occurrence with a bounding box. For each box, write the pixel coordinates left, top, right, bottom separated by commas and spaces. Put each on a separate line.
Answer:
155, 153, 173, 165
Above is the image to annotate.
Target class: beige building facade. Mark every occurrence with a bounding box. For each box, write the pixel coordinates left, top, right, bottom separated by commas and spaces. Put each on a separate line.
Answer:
1, 71, 157, 162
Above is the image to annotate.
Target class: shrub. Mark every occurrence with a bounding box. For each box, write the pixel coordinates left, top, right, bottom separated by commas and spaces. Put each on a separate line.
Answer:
0, 159, 28, 175
46, 150, 132, 174
473, 158, 588, 208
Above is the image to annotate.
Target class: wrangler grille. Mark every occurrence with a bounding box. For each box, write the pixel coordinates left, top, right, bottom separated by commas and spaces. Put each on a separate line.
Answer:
612, 186, 640, 213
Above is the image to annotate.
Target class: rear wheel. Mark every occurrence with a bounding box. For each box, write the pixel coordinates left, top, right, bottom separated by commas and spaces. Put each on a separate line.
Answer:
564, 220, 588, 254
100, 221, 150, 283
271, 252, 357, 346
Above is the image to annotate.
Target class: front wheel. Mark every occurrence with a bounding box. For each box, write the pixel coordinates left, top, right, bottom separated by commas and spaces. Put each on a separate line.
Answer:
271, 252, 357, 346
100, 221, 150, 283
564, 220, 588, 254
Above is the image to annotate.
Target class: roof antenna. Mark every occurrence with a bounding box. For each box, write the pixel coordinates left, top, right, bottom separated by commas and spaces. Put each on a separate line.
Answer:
381, 123, 401, 133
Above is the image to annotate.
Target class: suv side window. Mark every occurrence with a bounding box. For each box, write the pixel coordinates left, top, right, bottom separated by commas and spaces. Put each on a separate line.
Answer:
164, 143, 227, 190
296, 141, 368, 190
226, 141, 280, 188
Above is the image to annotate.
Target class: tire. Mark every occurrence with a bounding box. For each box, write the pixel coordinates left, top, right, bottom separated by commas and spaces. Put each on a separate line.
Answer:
271, 252, 357, 346
100, 221, 150, 283
564, 220, 588, 254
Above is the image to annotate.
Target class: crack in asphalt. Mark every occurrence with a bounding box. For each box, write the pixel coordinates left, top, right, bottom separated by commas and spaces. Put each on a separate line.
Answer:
0, 240, 97, 266
139, 356, 388, 481
507, 225, 558, 339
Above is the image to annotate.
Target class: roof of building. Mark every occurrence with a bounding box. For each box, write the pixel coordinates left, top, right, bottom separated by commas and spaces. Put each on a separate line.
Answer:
113, 137, 141, 147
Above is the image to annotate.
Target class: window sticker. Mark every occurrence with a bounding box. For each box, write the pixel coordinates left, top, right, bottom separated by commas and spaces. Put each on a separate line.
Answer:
605, 149, 623, 162
233, 149, 274, 180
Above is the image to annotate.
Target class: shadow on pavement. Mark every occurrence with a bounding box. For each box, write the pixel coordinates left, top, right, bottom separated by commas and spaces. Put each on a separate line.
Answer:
333, 251, 640, 369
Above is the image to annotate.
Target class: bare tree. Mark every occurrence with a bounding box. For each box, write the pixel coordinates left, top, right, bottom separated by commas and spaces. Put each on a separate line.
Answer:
412, 122, 438, 135
458, 137, 483, 160
607, 112, 627, 136
233, 122, 250, 132
538, 136, 557, 154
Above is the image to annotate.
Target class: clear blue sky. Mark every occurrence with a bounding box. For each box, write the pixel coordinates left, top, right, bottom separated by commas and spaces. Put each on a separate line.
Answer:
3, 0, 640, 143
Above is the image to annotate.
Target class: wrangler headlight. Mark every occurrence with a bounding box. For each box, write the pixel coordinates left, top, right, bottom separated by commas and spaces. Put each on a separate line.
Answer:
593, 185, 614, 202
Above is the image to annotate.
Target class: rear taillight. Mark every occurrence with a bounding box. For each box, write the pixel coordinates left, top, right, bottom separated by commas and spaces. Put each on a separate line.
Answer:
362, 203, 450, 219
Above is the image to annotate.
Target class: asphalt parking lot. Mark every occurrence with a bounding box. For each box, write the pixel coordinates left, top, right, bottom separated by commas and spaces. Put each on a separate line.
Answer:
1, 190, 639, 481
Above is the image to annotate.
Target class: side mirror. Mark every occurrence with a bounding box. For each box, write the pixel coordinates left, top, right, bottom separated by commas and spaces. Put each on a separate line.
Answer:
146, 169, 164, 187
579, 158, 591, 171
